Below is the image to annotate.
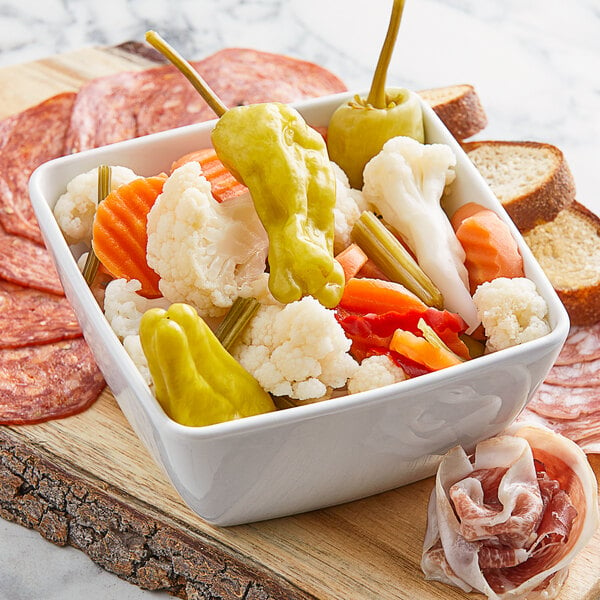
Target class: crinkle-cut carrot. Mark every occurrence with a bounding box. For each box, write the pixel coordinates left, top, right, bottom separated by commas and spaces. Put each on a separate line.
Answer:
452, 203, 525, 294
335, 243, 369, 281
390, 328, 463, 371
92, 175, 166, 298
170, 148, 248, 202
338, 277, 428, 315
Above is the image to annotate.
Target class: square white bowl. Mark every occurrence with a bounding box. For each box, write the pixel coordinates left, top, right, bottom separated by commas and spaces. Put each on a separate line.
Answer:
29, 91, 570, 526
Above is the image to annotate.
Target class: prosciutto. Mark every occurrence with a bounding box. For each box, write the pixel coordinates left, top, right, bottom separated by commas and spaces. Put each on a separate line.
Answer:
421, 424, 599, 599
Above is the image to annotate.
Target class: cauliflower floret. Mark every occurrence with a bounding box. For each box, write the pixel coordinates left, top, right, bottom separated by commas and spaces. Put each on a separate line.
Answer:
123, 335, 152, 388
347, 355, 407, 395
103, 278, 170, 340
232, 296, 359, 401
362, 136, 479, 330
331, 162, 368, 253
473, 277, 550, 352
53, 166, 138, 245
146, 162, 268, 317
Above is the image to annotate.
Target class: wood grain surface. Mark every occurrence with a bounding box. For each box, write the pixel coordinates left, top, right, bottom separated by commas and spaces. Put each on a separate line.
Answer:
0, 43, 599, 600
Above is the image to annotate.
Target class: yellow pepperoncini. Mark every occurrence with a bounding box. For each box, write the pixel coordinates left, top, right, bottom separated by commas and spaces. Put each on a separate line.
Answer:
211, 102, 344, 308
139, 303, 275, 427
326, 0, 424, 189
145, 30, 344, 309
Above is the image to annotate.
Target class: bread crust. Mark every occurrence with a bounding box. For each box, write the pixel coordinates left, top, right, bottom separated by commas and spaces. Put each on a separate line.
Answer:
524, 202, 600, 326
418, 84, 488, 141
462, 141, 577, 233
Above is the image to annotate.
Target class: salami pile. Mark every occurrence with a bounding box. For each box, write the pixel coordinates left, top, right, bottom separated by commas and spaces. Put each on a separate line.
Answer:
0, 47, 347, 425
518, 323, 600, 453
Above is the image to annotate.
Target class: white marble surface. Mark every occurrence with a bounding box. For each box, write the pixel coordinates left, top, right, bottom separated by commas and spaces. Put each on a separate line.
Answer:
0, 1, 598, 598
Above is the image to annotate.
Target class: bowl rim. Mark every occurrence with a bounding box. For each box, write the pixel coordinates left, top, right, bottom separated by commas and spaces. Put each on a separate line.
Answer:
28, 89, 571, 442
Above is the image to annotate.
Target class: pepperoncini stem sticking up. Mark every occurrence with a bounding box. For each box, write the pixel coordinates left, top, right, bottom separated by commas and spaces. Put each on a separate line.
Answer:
145, 31, 227, 117
326, 0, 424, 189
367, 0, 406, 109
140, 303, 275, 427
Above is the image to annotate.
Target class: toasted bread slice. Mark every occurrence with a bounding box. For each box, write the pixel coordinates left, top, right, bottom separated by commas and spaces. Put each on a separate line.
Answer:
523, 201, 600, 326
462, 140, 576, 233
418, 84, 488, 141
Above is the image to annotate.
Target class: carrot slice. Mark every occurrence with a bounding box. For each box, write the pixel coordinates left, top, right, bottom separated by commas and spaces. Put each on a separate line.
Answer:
338, 277, 428, 314
450, 201, 487, 230
92, 175, 166, 298
390, 328, 463, 371
335, 243, 369, 281
453, 204, 525, 294
171, 148, 248, 202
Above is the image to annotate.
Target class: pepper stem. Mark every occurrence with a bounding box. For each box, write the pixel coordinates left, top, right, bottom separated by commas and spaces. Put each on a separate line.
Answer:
145, 30, 228, 117
366, 0, 406, 109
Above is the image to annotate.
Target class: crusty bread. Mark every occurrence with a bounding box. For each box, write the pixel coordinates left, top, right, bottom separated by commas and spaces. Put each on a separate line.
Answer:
523, 201, 600, 326
418, 84, 488, 141
462, 141, 576, 233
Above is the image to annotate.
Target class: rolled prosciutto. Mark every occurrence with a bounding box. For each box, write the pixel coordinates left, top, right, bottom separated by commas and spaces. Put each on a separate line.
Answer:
421, 424, 598, 599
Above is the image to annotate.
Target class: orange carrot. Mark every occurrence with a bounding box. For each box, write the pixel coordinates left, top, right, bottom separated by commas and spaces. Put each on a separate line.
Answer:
92, 175, 166, 298
390, 328, 463, 371
450, 201, 487, 230
335, 243, 369, 281
339, 277, 428, 315
171, 148, 248, 202
356, 259, 390, 281
453, 204, 525, 294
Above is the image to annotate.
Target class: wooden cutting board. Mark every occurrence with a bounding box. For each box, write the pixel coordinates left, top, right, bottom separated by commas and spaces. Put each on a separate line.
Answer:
0, 44, 599, 600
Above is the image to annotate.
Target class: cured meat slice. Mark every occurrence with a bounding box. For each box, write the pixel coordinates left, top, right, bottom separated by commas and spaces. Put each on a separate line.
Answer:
0, 280, 81, 348
555, 323, 600, 365
527, 382, 600, 420
0, 225, 64, 295
544, 359, 600, 387
0, 337, 105, 425
66, 48, 347, 152
421, 424, 599, 600
0, 92, 76, 245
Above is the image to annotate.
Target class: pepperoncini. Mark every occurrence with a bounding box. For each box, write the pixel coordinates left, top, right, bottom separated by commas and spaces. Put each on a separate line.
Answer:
145, 30, 344, 309
139, 303, 275, 427
211, 102, 345, 308
326, 0, 424, 189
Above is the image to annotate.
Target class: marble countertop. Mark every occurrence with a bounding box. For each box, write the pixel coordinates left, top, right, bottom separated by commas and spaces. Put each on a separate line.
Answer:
0, 1, 598, 598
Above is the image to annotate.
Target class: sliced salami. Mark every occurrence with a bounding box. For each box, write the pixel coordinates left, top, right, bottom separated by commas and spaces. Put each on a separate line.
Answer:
555, 323, 600, 365
0, 337, 105, 425
66, 48, 347, 152
0, 92, 76, 245
0, 225, 64, 295
527, 382, 600, 420
544, 358, 600, 387
0, 280, 81, 348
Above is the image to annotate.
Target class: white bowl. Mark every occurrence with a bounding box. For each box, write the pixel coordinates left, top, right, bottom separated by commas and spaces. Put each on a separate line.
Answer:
29, 91, 569, 526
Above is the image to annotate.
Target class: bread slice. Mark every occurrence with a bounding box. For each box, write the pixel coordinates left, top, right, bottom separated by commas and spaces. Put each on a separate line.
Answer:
418, 84, 488, 140
523, 201, 600, 326
462, 141, 576, 233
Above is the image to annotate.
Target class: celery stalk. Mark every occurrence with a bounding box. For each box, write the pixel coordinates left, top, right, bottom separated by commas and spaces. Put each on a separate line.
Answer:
82, 165, 111, 286
351, 211, 444, 308
215, 297, 260, 351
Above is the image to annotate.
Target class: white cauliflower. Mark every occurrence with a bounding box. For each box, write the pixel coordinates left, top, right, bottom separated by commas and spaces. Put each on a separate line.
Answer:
473, 277, 550, 352
362, 136, 479, 330
232, 296, 359, 401
53, 165, 138, 245
146, 162, 269, 317
347, 355, 407, 395
103, 278, 171, 389
331, 162, 367, 253
103, 278, 170, 340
